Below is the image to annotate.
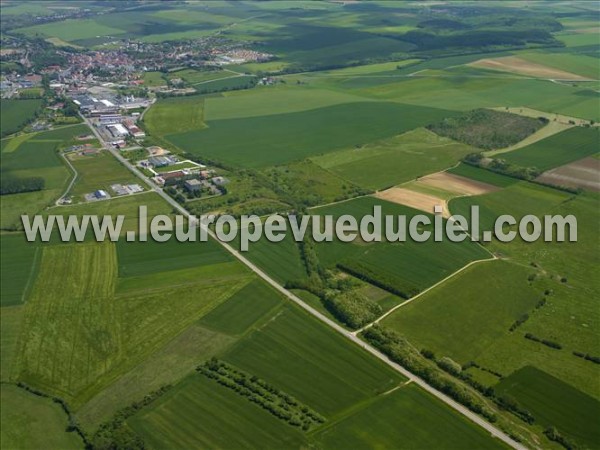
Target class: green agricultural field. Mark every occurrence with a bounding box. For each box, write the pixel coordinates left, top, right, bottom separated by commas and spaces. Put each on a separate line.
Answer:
169, 68, 232, 85
168, 102, 458, 167
516, 51, 600, 80
15, 18, 125, 43
200, 280, 283, 335
116, 237, 233, 278
1, 385, 83, 450
381, 260, 542, 364
142, 71, 167, 87
0, 99, 42, 137
194, 75, 257, 94
313, 197, 490, 293
203, 85, 374, 121
495, 366, 600, 448
223, 305, 403, 416
0, 233, 40, 306
129, 374, 308, 449
354, 75, 600, 121
501, 126, 600, 171
312, 128, 477, 190
1, 306, 23, 382
14, 242, 250, 407
314, 384, 505, 449
144, 95, 205, 138
449, 181, 573, 231
447, 163, 519, 188
67, 151, 141, 200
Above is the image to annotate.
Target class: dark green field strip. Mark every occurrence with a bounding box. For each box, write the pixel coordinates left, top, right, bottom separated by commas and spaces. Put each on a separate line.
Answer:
0, 99, 42, 137
116, 238, 233, 278
447, 163, 519, 188
200, 280, 283, 335
223, 305, 403, 416
502, 126, 600, 171
0, 234, 40, 306
167, 102, 459, 167
313, 197, 489, 292
495, 365, 600, 448
129, 374, 308, 449
314, 384, 506, 449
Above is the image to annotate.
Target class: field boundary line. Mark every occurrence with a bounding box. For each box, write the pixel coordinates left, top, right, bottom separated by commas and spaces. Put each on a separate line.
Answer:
356, 256, 497, 334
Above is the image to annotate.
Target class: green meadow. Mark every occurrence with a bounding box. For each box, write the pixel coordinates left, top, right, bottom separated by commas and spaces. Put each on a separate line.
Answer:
0, 99, 42, 137
381, 260, 542, 364
1, 385, 83, 450
168, 102, 457, 167
447, 163, 519, 188
312, 128, 476, 190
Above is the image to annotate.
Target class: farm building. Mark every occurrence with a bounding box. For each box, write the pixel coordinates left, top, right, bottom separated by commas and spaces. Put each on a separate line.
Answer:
94, 190, 108, 199
184, 179, 202, 192
107, 123, 129, 137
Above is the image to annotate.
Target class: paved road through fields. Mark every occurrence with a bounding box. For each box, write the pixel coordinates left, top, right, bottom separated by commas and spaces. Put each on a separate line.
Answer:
82, 114, 527, 450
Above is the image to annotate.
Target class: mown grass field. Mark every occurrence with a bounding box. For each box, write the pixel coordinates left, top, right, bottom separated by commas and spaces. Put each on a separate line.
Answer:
142, 71, 166, 87
311, 128, 476, 190
0, 99, 42, 137
144, 95, 205, 138
495, 366, 600, 448
381, 260, 543, 364
67, 151, 141, 199
501, 126, 600, 171
168, 102, 458, 167
1, 385, 83, 450
129, 374, 308, 449
14, 242, 250, 407
314, 384, 506, 449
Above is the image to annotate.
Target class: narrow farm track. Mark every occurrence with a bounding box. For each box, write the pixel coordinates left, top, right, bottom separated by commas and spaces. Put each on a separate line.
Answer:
81, 114, 527, 450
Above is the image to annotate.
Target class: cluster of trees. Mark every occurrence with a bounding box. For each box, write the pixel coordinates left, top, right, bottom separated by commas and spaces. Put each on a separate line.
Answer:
495, 395, 536, 425
324, 291, 382, 329
428, 109, 546, 150
544, 427, 578, 450
524, 333, 562, 350
337, 261, 420, 299
0, 175, 44, 195
463, 153, 541, 182
572, 351, 600, 365
363, 326, 497, 422
198, 358, 325, 431
91, 385, 172, 450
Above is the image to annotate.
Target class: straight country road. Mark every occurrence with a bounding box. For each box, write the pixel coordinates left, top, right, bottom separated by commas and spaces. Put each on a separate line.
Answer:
81, 114, 527, 450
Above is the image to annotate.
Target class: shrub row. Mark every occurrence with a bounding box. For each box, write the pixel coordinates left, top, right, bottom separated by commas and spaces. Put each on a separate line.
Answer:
524, 333, 562, 349
509, 313, 529, 332
91, 385, 172, 450
544, 426, 578, 450
572, 351, 600, 365
198, 358, 325, 431
337, 261, 420, 299
324, 291, 382, 329
363, 326, 497, 422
